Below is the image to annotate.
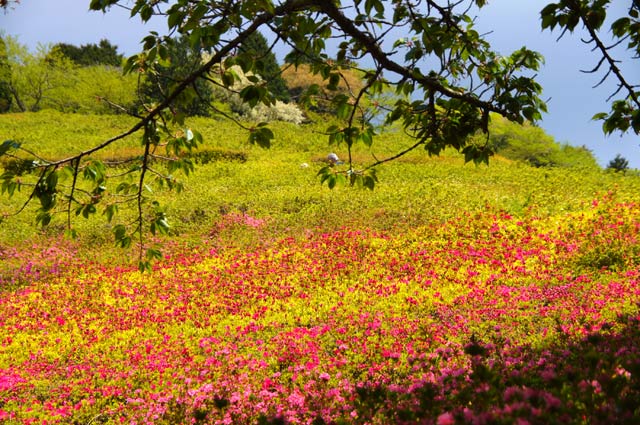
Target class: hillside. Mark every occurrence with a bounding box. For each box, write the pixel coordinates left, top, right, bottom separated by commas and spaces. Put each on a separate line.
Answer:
1, 111, 640, 423
0, 110, 635, 250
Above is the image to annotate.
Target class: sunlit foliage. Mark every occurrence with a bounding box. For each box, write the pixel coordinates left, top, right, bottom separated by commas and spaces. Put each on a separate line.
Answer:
1, 194, 639, 423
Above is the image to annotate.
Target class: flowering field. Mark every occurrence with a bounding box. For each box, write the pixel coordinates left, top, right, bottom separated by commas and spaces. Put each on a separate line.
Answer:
1, 194, 639, 424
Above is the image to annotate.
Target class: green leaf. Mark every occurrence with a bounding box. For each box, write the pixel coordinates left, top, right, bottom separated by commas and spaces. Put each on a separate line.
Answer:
540, 4, 559, 30
89, 0, 119, 11
1, 179, 19, 197
113, 224, 126, 240
361, 128, 374, 147
591, 112, 608, 121
103, 204, 118, 222
611, 17, 631, 37
113, 224, 131, 248
334, 95, 352, 120
239, 85, 264, 108
82, 204, 97, 219
150, 214, 170, 236
138, 260, 151, 273
327, 73, 340, 91
631, 109, 640, 134
167, 9, 185, 30
146, 248, 163, 261
139, 4, 154, 21
248, 126, 274, 148
220, 70, 236, 88
363, 175, 376, 191
46, 170, 58, 190
36, 211, 51, 227
327, 174, 337, 189
0, 140, 20, 157
83, 160, 106, 184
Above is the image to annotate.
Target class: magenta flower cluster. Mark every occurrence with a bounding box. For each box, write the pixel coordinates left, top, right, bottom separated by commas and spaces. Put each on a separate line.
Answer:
0, 197, 639, 424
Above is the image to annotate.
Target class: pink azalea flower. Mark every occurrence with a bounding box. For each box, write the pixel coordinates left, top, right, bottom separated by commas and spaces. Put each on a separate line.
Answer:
437, 412, 456, 425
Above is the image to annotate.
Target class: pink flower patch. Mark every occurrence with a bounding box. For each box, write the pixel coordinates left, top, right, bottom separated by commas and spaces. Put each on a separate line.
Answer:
437, 412, 456, 425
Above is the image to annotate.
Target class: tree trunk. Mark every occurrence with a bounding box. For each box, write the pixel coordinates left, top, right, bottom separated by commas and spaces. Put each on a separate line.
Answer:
8, 85, 25, 112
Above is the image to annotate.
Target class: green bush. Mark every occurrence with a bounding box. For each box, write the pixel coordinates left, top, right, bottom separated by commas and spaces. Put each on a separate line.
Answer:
487, 115, 599, 169
188, 148, 248, 165
53, 65, 138, 114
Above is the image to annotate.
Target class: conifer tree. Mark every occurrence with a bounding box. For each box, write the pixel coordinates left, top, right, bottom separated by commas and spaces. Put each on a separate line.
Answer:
238, 31, 290, 102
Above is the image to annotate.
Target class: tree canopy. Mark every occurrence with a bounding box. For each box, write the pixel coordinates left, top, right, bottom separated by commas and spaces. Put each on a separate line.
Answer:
0, 0, 638, 268
1, 36, 77, 112
0, 36, 137, 114
607, 153, 630, 173
54, 39, 124, 67
238, 31, 290, 102
0, 37, 12, 113
140, 34, 214, 117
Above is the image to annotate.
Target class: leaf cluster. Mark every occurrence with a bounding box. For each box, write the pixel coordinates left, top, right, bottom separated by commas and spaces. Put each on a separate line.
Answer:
53, 39, 124, 67
541, 0, 639, 136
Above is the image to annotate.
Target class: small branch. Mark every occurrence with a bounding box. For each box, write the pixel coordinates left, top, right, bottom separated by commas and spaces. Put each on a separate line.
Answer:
362, 139, 426, 172
313, 0, 522, 121
67, 155, 82, 229
577, 7, 640, 109
137, 126, 153, 264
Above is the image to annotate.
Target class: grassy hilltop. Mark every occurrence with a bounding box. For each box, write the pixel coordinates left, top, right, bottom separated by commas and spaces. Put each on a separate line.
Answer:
1, 111, 640, 424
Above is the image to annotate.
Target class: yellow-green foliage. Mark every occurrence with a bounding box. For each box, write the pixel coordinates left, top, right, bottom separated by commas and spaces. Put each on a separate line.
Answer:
0, 110, 638, 250
488, 114, 600, 169
57, 65, 139, 114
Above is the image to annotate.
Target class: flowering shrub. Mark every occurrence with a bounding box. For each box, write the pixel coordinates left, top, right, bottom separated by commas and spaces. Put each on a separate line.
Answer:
212, 65, 307, 125
1, 197, 639, 423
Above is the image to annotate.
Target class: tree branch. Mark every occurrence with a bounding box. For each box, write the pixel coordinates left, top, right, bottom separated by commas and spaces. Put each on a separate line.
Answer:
577, 6, 640, 109
313, 0, 519, 120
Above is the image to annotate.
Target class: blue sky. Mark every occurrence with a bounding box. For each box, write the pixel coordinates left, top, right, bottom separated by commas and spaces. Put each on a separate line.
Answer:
1, 0, 639, 167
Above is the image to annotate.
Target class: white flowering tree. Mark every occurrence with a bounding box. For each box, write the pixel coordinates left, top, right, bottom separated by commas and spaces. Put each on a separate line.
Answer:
209, 64, 307, 125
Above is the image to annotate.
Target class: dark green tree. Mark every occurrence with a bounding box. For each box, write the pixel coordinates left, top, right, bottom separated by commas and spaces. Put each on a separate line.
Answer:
0, 37, 12, 113
141, 35, 213, 117
238, 31, 290, 102
54, 39, 123, 67
607, 154, 630, 173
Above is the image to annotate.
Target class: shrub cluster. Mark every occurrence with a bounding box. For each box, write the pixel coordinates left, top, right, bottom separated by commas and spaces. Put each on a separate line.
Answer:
487, 115, 600, 169
211, 65, 308, 125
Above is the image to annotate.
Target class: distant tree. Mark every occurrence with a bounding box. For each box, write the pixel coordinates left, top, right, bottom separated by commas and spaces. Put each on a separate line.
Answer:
141, 35, 213, 117
54, 43, 85, 64
55, 39, 124, 67
487, 114, 599, 169
49, 65, 138, 114
0, 37, 12, 112
4, 36, 76, 112
607, 154, 630, 173
0, 37, 134, 114
238, 31, 290, 102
